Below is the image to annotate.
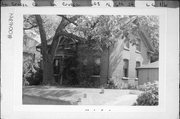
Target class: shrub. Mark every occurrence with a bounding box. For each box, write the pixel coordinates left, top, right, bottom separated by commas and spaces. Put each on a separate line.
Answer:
26, 68, 43, 85
105, 80, 118, 89
134, 81, 158, 106
127, 83, 138, 90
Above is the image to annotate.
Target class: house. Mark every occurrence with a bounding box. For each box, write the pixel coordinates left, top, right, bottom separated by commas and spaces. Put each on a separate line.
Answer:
100, 28, 156, 88
36, 27, 157, 88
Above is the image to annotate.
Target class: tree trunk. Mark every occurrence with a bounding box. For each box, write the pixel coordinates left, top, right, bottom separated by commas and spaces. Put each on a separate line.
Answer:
100, 48, 109, 87
42, 57, 55, 85
35, 15, 56, 85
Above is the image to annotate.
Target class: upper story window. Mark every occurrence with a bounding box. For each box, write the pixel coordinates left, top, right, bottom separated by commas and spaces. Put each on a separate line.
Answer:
123, 59, 129, 77
124, 37, 130, 49
136, 38, 141, 52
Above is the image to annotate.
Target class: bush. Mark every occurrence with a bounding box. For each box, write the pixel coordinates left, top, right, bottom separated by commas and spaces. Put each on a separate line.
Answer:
134, 81, 158, 106
26, 68, 43, 85
105, 80, 118, 89
127, 83, 138, 90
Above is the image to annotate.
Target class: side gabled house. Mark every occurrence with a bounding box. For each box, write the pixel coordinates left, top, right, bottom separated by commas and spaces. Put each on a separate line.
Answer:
100, 27, 156, 88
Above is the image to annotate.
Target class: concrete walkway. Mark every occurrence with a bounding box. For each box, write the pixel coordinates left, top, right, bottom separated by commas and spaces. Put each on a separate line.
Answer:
23, 86, 141, 105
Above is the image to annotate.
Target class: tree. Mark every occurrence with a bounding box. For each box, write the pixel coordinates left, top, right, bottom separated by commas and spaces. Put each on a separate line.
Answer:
34, 15, 82, 85
68, 15, 144, 50
24, 15, 83, 85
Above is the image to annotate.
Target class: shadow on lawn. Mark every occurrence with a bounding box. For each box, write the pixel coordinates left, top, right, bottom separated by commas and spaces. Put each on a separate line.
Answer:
23, 95, 77, 105
23, 88, 79, 98
23, 88, 80, 105
40, 90, 79, 98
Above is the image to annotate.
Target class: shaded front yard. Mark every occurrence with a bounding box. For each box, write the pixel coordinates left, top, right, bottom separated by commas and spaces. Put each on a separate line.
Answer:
23, 86, 141, 105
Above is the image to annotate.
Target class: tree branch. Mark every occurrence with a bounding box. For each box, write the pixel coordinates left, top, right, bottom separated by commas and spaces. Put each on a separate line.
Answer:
49, 18, 67, 58
24, 16, 38, 30
49, 15, 81, 60
58, 15, 79, 26
59, 31, 86, 41
23, 25, 38, 30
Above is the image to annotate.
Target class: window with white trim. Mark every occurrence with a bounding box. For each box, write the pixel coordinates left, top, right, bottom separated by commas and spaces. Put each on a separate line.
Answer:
136, 61, 141, 78
123, 59, 129, 77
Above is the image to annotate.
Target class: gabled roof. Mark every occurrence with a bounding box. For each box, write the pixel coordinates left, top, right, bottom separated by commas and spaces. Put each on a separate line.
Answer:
127, 17, 155, 53
138, 27, 155, 53
36, 35, 77, 48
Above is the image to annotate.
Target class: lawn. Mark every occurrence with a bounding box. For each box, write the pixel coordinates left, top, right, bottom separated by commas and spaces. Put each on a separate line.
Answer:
23, 86, 141, 105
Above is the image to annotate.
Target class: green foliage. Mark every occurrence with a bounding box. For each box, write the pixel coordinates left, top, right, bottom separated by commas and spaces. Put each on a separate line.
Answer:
134, 81, 158, 106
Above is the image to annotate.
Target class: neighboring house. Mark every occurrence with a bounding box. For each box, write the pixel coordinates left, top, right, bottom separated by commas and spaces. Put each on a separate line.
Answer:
36, 28, 157, 88
136, 61, 159, 86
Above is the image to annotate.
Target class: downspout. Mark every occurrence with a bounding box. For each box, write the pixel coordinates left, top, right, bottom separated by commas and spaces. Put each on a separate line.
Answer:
107, 46, 109, 83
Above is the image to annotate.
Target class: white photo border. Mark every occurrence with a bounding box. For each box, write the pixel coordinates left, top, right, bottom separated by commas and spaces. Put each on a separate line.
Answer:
1, 7, 179, 119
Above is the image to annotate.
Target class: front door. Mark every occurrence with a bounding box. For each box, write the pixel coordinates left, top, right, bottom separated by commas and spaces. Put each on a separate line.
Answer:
63, 56, 78, 85
53, 55, 78, 85
53, 56, 64, 84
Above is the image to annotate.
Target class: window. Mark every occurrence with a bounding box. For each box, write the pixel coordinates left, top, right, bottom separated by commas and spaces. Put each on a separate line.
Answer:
124, 37, 130, 49
123, 59, 129, 77
136, 39, 141, 52
93, 58, 101, 75
53, 59, 60, 74
136, 61, 141, 78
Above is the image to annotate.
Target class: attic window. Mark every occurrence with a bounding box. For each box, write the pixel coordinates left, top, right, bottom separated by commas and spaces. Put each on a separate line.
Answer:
124, 37, 130, 49
136, 38, 141, 52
